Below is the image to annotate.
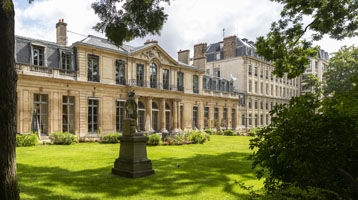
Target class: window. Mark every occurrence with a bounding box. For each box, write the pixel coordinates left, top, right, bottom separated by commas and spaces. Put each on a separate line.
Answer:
260, 82, 263, 94
177, 72, 184, 91
116, 60, 125, 85
260, 102, 263, 110
193, 106, 198, 129
223, 108, 228, 128
265, 70, 268, 79
165, 103, 171, 131
266, 83, 268, 95
62, 96, 75, 133
266, 114, 269, 125
33, 46, 44, 66
88, 99, 98, 134
88, 55, 99, 82
254, 65, 258, 76
255, 101, 258, 109
214, 107, 219, 127
255, 114, 258, 126
255, 81, 258, 93
283, 88, 286, 97
150, 63, 157, 88
249, 114, 252, 125
270, 71, 273, 80
163, 69, 170, 90
136, 64, 144, 87
34, 94, 48, 134
203, 77, 207, 89
152, 102, 159, 132
232, 109, 236, 129
260, 67, 263, 78
138, 101, 145, 131
248, 65, 252, 75
242, 113, 246, 125
216, 52, 220, 60
249, 80, 252, 92
260, 114, 263, 125
204, 107, 209, 129
271, 85, 273, 95
266, 102, 268, 110
193, 75, 199, 94
61, 53, 71, 70
116, 101, 125, 132
280, 87, 282, 97
249, 101, 252, 109
275, 86, 278, 96
214, 68, 220, 77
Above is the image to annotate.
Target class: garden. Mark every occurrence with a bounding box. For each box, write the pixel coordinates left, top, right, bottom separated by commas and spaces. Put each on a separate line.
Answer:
16, 134, 262, 200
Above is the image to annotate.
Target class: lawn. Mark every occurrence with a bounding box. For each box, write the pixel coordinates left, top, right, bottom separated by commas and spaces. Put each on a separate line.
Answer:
16, 135, 263, 200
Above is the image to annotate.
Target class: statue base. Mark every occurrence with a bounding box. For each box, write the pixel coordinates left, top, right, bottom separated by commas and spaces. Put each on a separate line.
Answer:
112, 119, 154, 178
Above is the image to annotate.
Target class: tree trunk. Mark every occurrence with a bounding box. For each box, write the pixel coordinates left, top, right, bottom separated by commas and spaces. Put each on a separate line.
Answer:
0, 0, 20, 199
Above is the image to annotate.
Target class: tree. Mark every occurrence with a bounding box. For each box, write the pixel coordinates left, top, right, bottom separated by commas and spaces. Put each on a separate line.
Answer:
0, 0, 170, 199
92, 0, 170, 46
324, 45, 358, 96
0, 0, 19, 199
256, 0, 358, 78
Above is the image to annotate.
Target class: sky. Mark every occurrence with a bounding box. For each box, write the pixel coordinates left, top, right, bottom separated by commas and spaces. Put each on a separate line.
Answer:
14, 0, 357, 59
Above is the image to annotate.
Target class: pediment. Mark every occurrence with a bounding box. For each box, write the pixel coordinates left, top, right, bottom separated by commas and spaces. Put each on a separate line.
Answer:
131, 45, 177, 66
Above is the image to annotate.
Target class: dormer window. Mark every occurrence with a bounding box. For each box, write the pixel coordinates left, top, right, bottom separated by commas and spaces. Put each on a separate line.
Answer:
216, 52, 220, 60
61, 52, 71, 70
33, 46, 44, 66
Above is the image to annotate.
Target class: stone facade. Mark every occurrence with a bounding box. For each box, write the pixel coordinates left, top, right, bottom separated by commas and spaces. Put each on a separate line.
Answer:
15, 29, 241, 137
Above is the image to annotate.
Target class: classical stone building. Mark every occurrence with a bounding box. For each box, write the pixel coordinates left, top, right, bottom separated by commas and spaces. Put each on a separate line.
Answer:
301, 50, 329, 94
15, 20, 241, 137
183, 36, 302, 129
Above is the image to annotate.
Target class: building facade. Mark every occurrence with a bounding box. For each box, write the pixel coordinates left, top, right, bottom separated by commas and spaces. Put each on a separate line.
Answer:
15, 20, 241, 137
180, 36, 301, 129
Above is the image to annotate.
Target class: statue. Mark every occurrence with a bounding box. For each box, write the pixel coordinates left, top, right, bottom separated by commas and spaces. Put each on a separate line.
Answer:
125, 90, 137, 120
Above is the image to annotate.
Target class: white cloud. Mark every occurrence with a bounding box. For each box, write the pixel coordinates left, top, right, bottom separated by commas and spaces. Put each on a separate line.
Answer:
14, 0, 357, 59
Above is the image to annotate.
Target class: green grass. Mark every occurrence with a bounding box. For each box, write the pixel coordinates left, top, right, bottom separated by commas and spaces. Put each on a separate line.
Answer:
16, 135, 263, 200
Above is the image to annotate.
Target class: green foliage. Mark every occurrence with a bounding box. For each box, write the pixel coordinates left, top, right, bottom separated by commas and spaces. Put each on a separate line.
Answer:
99, 133, 121, 143
49, 132, 77, 145
248, 128, 262, 137
187, 131, 207, 144
302, 73, 323, 95
249, 86, 358, 198
173, 135, 184, 145
92, 0, 170, 45
256, 0, 358, 78
204, 129, 214, 135
223, 130, 236, 136
147, 133, 161, 146
324, 45, 358, 96
16, 134, 38, 147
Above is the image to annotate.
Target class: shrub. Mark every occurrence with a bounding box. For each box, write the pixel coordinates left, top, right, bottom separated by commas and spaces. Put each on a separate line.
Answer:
204, 129, 214, 135
174, 134, 185, 145
223, 129, 236, 136
99, 133, 122, 143
49, 132, 77, 145
147, 133, 161, 146
187, 131, 207, 144
248, 128, 261, 137
16, 134, 38, 147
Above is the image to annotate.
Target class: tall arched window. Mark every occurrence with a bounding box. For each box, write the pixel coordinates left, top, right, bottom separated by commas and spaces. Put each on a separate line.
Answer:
150, 63, 157, 88
116, 60, 125, 85
152, 102, 159, 132
138, 101, 145, 131
165, 103, 171, 131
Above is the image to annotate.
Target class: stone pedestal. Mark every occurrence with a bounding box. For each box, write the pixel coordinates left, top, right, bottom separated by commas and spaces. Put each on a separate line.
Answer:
112, 119, 154, 178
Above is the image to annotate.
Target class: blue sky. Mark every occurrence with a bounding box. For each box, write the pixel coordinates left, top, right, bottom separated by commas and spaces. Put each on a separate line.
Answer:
13, 0, 357, 58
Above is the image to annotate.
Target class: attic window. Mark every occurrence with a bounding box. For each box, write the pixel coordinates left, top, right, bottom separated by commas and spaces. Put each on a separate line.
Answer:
216, 52, 220, 60
33, 46, 44, 66
61, 52, 71, 70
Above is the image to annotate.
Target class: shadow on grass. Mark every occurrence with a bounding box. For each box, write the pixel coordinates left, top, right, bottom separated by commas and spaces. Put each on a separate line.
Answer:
17, 152, 257, 199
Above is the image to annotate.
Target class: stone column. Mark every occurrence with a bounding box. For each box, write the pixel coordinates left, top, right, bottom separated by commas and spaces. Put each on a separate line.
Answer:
172, 100, 178, 132
177, 100, 181, 131
160, 98, 167, 133
218, 106, 223, 130
235, 103, 240, 130
146, 97, 153, 132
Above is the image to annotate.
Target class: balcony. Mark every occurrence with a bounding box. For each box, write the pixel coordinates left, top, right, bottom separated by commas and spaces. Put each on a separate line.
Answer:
16, 63, 77, 80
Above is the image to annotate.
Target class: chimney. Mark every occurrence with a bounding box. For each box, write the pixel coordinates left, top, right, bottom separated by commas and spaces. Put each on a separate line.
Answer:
223, 35, 237, 59
56, 19, 67, 46
193, 43, 207, 59
178, 49, 190, 64
144, 39, 158, 45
